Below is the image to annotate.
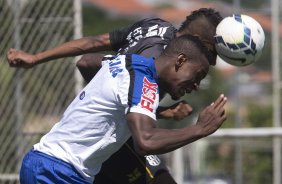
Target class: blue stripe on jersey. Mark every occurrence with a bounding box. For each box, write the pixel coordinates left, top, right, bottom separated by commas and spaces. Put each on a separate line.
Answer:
125, 54, 159, 112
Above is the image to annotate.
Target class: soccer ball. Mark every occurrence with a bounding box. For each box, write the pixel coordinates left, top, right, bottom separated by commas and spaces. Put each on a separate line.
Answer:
215, 14, 265, 66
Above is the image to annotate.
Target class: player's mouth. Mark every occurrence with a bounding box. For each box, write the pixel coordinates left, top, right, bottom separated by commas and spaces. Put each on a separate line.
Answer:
182, 88, 193, 95
171, 87, 193, 100
178, 88, 192, 98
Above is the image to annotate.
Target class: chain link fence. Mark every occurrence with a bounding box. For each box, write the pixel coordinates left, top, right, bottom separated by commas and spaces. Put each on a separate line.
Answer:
0, 0, 280, 184
0, 0, 82, 183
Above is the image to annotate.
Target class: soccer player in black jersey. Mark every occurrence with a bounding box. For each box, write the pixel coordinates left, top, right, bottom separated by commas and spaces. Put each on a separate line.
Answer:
7, 8, 223, 184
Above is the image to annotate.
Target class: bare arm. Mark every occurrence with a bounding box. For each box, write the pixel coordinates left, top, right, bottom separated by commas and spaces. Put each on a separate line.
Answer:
127, 94, 227, 156
6, 33, 111, 68
156, 100, 193, 120
76, 53, 106, 83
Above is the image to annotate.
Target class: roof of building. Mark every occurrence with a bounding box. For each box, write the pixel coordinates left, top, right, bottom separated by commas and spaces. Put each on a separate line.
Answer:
84, 0, 281, 34
83, 0, 276, 75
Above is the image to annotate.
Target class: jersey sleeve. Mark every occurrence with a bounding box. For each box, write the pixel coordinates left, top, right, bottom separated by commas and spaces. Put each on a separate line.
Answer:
136, 43, 167, 58
115, 54, 159, 120
109, 19, 145, 52
109, 26, 132, 52
127, 75, 159, 121
109, 18, 176, 56
125, 55, 159, 120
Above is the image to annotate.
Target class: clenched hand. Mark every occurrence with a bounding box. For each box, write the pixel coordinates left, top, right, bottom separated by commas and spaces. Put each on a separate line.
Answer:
6, 48, 38, 69
157, 101, 193, 120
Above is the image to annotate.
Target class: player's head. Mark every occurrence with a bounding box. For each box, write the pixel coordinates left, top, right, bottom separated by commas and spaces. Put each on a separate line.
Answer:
157, 35, 210, 100
177, 8, 223, 65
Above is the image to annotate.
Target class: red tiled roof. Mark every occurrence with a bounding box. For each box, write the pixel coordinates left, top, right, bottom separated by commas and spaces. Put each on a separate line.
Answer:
85, 0, 153, 16
84, 0, 282, 35
251, 71, 272, 82
247, 12, 282, 36
84, 0, 275, 76
156, 1, 219, 23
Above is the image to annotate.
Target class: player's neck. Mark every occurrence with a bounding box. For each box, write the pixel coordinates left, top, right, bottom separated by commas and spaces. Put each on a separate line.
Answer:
154, 56, 170, 79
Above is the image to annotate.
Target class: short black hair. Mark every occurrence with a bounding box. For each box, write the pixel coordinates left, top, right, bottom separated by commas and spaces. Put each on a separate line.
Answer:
162, 34, 213, 64
178, 8, 223, 33
177, 8, 223, 65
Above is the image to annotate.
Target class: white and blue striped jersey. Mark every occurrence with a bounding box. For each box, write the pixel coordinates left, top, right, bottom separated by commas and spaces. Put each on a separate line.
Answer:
33, 54, 159, 183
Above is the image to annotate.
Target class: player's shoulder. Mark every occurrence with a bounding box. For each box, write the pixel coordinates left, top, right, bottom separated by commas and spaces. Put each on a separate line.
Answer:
129, 54, 155, 67
139, 17, 169, 23
127, 54, 157, 82
137, 17, 175, 28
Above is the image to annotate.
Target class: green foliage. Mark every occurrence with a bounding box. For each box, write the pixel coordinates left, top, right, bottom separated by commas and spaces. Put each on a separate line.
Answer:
0, 57, 17, 173
246, 103, 273, 127
243, 146, 272, 184
208, 0, 267, 8
154, 3, 175, 10
82, 4, 135, 36
205, 99, 273, 183
205, 138, 272, 184
254, 33, 272, 71
205, 141, 234, 177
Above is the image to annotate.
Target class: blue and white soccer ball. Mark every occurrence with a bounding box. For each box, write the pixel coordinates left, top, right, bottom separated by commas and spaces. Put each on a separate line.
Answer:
215, 14, 265, 66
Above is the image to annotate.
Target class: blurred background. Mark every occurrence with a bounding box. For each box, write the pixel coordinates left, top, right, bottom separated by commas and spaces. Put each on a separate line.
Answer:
0, 0, 281, 183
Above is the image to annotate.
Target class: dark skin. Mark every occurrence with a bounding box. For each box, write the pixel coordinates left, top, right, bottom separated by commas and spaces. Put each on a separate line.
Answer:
6, 34, 193, 120
128, 95, 226, 155
6, 37, 227, 155
6, 33, 111, 68
6, 17, 217, 121
7, 14, 224, 184
126, 53, 226, 155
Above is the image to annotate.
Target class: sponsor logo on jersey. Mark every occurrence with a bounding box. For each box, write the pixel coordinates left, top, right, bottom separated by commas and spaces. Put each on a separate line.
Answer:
109, 57, 123, 78
140, 77, 157, 112
79, 91, 85, 100
127, 168, 142, 183
125, 25, 169, 49
145, 155, 161, 166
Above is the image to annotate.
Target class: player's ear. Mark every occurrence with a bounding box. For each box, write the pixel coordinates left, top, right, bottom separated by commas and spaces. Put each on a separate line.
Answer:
175, 53, 187, 71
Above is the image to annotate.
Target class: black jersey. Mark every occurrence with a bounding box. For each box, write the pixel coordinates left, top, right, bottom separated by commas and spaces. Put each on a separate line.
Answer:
109, 18, 177, 58
94, 138, 176, 184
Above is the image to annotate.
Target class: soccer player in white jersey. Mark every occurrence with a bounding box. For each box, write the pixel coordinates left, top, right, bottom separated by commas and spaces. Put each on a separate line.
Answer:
13, 35, 227, 184
7, 8, 224, 184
